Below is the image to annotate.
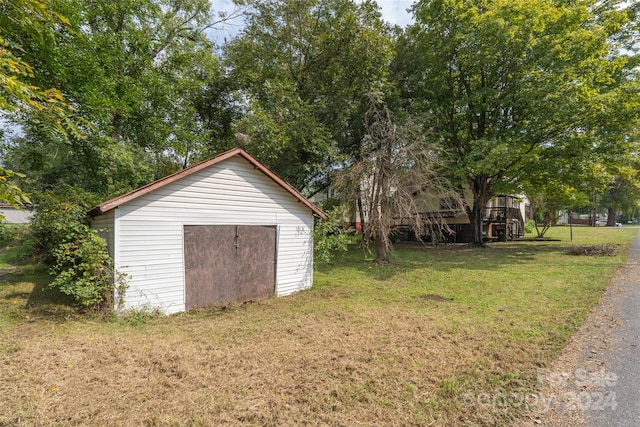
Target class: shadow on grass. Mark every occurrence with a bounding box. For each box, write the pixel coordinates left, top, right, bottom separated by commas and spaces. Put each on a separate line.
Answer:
25, 274, 77, 321
316, 241, 569, 282
0, 260, 78, 323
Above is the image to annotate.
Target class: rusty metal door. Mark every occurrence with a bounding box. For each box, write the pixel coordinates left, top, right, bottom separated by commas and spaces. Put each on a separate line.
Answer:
184, 225, 276, 310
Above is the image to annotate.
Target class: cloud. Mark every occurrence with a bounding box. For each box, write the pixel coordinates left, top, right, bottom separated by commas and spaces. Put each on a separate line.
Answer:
208, 0, 415, 45
376, 0, 415, 27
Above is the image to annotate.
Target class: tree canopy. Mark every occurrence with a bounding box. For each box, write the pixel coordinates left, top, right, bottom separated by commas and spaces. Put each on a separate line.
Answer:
396, 0, 638, 245
0, 0, 70, 124
0, 0, 73, 208
1, 0, 639, 249
3, 0, 228, 198
224, 0, 394, 190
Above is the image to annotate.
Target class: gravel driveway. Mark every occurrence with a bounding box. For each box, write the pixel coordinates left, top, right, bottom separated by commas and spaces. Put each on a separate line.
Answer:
520, 230, 640, 426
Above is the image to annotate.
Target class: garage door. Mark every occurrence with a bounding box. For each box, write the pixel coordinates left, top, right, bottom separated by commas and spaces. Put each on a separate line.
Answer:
184, 225, 276, 309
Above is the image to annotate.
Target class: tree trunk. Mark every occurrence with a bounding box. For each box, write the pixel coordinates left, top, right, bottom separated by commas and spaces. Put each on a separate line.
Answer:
607, 207, 616, 226
467, 203, 486, 247
467, 177, 492, 247
357, 195, 369, 244
374, 234, 388, 263
539, 213, 552, 237
534, 221, 543, 238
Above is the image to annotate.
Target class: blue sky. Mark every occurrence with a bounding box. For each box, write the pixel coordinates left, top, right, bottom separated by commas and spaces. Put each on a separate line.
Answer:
377, 0, 415, 27
1, 0, 416, 139
208, 0, 416, 44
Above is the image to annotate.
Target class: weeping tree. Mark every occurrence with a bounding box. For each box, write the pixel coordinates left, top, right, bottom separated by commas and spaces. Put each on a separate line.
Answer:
335, 94, 464, 263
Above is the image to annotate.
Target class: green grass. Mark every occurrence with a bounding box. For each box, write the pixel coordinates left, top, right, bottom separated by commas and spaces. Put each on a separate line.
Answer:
0, 226, 636, 426
0, 240, 76, 327
0, 242, 28, 269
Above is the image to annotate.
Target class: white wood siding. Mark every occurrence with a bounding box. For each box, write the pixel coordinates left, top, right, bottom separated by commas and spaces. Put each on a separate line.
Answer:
95, 157, 314, 314
91, 210, 115, 260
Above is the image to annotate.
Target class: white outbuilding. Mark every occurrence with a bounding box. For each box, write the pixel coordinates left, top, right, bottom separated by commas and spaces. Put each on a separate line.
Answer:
89, 148, 326, 314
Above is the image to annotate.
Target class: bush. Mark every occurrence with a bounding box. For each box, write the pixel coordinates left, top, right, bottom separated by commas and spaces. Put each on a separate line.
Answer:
29, 189, 121, 311
524, 219, 535, 234
313, 205, 355, 263
0, 223, 27, 246
30, 189, 100, 260
0, 224, 35, 262
50, 231, 115, 308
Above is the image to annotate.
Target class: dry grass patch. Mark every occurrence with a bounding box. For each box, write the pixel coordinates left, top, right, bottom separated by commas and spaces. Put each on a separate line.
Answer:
567, 243, 620, 256
2, 303, 507, 425
0, 226, 637, 426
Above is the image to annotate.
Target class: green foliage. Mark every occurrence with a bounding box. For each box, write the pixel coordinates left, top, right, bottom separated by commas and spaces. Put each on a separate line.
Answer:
532, 190, 590, 237
0, 168, 31, 224
398, 0, 636, 246
49, 231, 114, 308
225, 0, 394, 190
0, 168, 30, 206
1, 0, 637, 265
0, 0, 86, 139
313, 205, 355, 263
2, 0, 226, 197
3, 133, 155, 198
0, 224, 28, 247
29, 189, 99, 258
29, 189, 119, 310
117, 307, 164, 327
597, 154, 640, 222
524, 219, 535, 234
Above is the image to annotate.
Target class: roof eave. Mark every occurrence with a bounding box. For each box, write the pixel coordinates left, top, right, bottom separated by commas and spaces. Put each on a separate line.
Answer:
89, 148, 327, 220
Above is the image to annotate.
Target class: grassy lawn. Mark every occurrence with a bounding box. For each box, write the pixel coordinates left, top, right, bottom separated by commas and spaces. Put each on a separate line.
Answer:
0, 226, 637, 426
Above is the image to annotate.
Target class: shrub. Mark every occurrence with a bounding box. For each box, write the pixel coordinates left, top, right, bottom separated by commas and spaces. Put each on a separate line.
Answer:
524, 219, 535, 234
29, 188, 122, 311
29, 189, 99, 260
50, 231, 114, 308
313, 205, 355, 263
0, 223, 27, 246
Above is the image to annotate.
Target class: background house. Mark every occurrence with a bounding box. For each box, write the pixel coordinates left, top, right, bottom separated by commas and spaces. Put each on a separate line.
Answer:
90, 148, 326, 314
394, 193, 529, 243
312, 184, 530, 243
0, 204, 33, 224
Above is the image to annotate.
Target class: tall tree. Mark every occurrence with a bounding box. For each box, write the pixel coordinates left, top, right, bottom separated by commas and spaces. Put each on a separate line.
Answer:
0, 0, 76, 134
335, 94, 462, 262
596, 149, 640, 226
3, 0, 230, 197
397, 0, 636, 246
601, 174, 640, 225
224, 0, 393, 191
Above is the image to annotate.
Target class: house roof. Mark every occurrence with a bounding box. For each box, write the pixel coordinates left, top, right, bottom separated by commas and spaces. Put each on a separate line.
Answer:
89, 148, 327, 219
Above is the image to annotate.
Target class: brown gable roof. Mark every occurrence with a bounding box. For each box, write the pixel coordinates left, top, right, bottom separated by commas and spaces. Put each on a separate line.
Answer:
89, 148, 327, 219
